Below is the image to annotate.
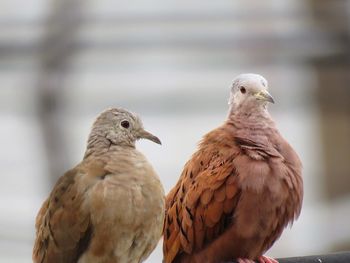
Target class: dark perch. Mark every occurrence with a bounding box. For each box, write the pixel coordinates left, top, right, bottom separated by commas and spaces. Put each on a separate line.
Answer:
226, 252, 350, 263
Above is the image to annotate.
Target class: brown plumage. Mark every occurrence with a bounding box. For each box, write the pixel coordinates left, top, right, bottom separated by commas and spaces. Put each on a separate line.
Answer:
33, 108, 165, 263
163, 74, 303, 263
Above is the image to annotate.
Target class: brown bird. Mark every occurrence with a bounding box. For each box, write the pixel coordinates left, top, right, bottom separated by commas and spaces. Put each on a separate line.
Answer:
163, 74, 303, 263
33, 108, 165, 263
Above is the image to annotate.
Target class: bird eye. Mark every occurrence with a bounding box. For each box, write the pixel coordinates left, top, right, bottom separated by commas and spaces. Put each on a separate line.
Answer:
121, 120, 130, 129
240, 86, 246, 94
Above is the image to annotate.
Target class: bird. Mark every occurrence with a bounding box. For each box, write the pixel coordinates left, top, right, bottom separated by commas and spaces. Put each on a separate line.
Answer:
33, 108, 165, 263
163, 73, 303, 263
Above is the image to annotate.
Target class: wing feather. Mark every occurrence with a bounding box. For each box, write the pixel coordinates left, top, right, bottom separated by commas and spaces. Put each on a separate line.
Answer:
33, 163, 107, 263
163, 129, 241, 263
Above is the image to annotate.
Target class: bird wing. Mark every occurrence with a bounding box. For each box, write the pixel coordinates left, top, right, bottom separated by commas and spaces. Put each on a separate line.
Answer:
163, 135, 241, 263
33, 162, 108, 263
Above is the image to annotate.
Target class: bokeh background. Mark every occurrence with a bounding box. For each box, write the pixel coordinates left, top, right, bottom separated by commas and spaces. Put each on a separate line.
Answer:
1, 0, 350, 262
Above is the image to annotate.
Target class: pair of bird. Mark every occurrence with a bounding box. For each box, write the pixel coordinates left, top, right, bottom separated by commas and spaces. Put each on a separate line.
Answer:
33, 73, 303, 263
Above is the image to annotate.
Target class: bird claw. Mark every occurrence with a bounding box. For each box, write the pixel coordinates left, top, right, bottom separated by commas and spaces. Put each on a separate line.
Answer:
258, 255, 279, 263
237, 258, 255, 263
236, 256, 278, 263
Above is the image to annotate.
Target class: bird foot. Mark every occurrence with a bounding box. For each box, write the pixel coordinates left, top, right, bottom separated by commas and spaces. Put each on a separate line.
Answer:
236, 256, 278, 263
258, 255, 278, 263
237, 258, 255, 263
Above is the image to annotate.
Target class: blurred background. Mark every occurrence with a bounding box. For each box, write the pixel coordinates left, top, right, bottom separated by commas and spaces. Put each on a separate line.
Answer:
1, 0, 350, 262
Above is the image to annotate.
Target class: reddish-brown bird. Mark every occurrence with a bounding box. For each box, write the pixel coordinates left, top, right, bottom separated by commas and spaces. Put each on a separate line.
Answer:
163, 74, 303, 263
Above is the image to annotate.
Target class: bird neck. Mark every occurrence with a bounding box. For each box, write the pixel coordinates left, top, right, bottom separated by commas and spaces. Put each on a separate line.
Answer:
227, 105, 276, 135
84, 133, 135, 159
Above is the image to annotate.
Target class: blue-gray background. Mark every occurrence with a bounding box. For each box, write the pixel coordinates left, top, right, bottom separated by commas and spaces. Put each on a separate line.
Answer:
1, 0, 350, 262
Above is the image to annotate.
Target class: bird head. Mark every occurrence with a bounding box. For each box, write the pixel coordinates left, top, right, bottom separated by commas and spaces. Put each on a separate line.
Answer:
89, 108, 161, 147
228, 73, 274, 113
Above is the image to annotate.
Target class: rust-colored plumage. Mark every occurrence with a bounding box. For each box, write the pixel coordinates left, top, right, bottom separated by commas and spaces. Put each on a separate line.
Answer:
163, 74, 303, 263
33, 108, 165, 263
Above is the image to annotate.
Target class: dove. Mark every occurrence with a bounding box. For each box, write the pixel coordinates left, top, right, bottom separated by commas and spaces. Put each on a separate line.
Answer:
33, 108, 165, 263
163, 74, 303, 263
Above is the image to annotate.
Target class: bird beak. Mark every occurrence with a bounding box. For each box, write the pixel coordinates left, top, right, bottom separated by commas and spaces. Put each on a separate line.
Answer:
254, 90, 275, 104
138, 129, 162, 145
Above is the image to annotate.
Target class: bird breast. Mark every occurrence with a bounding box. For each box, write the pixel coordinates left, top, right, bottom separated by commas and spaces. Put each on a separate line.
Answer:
91, 154, 164, 225
79, 151, 164, 262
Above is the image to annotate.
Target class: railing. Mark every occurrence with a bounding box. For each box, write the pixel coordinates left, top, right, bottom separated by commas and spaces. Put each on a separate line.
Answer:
277, 252, 350, 263
243, 252, 350, 263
